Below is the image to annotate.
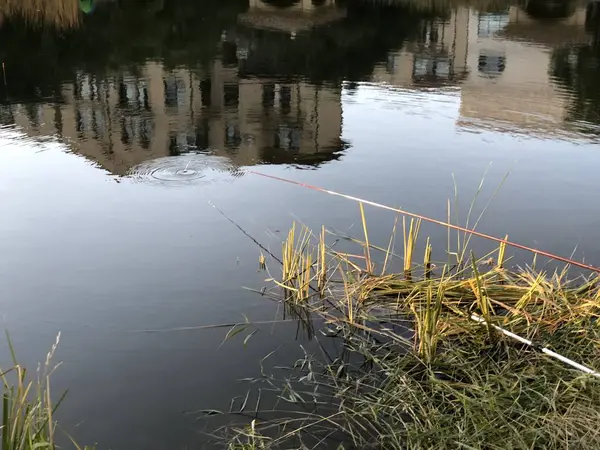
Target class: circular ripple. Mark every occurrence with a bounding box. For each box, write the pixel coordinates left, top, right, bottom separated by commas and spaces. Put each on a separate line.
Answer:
128, 154, 243, 187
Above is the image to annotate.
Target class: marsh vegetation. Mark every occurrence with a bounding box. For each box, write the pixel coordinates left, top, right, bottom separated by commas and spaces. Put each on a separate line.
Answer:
223, 199, 600, 449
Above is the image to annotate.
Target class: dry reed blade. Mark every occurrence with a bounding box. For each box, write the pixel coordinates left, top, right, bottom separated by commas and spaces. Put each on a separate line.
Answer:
412, 280, 444, 363
497, 235, 508, 270
317, 225, 327, 296
403, 218, 421, 280
239, 206, 600, 450
359, 203, 373, 274
424, 237, 432, 280
470, 251, 494, 333
382, 215, 399, 276
515, 271, 545, 312
341, 267, 354, 324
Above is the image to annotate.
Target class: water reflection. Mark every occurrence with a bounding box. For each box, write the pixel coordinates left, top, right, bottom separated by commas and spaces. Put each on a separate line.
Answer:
238, 0, 346, 33
2, 1, 600, 448
0, 0, 356, 175
1, 63, 347, 174
367, 1, 599, 138
0, 0, 598, 177
0, 0, 80, 28
128, 154, 243, 187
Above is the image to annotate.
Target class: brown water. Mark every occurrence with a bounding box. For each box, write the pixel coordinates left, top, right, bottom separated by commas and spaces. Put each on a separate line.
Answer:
1, 0, 600, 447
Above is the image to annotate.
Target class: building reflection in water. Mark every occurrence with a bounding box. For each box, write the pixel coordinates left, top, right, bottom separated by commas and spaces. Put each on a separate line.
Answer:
2, 0, 600, 178
7, 62, 345, 175
373, 0, 599, 138
3, 0, 348, 176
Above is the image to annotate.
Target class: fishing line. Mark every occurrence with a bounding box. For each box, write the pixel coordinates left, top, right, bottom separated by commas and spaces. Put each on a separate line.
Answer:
209, 200, 283, 265
224, 171, 600, 376
248, 171, 600, 274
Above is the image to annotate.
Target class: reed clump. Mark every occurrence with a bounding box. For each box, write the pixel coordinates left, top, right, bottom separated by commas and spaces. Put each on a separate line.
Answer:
1, 333, 92, 450
227, 203, 600, 449
0, 0, 80, 29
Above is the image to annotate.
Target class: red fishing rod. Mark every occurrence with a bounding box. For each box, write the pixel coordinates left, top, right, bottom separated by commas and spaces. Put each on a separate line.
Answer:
248, 170, 600, 274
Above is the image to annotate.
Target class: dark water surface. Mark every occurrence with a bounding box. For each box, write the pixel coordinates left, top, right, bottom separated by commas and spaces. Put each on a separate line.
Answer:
1, 0, 600, 447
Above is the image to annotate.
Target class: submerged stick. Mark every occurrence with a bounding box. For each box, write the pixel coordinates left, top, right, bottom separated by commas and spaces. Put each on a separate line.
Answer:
248, 171, 600, 274
470, 313, 600, 378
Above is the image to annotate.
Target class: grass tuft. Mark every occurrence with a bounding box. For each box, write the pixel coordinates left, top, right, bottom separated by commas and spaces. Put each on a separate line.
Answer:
225, 201, 600, 449
0, 333, 92, 450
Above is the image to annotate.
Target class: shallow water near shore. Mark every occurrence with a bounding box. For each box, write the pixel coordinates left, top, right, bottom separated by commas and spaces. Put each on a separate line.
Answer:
1, 0, 600, 447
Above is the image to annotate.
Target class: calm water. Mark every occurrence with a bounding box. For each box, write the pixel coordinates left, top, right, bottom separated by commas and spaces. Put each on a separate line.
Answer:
1, 0, 600, 447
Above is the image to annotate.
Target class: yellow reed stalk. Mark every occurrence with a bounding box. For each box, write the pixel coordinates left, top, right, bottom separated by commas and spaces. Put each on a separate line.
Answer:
403, 218, 421, 279
412, 281, 444, 363
282, 223, 296, 282
382, 215, 399, 276
447, 198, 451, 262
341, 265, 354, 324
470, 252, 494, 332
424, 237, 432, 279
259, 252, 266, 271
318, 225, 326, 295
359, 202, 373, 273
514, 272, 545, 311
497, 235, 508, 270
301, 250, 312, 302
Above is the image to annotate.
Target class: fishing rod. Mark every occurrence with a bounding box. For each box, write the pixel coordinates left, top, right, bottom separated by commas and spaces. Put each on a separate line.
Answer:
248, 171, 600, 274
470, 313, 600, 378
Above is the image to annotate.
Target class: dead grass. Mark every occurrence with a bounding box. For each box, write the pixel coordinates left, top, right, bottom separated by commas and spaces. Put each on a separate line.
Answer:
0, 0, 80, 29
226, 199, 600, 449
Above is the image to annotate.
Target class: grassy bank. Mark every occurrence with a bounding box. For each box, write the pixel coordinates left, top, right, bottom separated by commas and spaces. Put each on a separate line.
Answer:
225, 207, 600, 449
0, 333, 91, 450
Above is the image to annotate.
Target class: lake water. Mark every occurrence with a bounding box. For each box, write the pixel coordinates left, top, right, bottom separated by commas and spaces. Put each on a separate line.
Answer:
1, 0, 600, 447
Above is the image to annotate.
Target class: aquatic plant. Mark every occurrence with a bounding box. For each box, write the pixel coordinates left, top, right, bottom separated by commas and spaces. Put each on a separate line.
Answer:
221, 197, 600, 449
0, 333, 92, 450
